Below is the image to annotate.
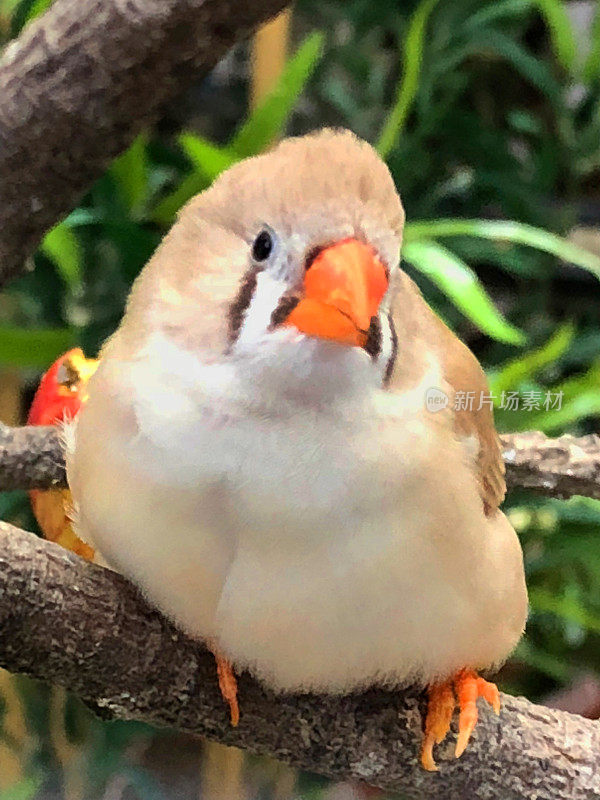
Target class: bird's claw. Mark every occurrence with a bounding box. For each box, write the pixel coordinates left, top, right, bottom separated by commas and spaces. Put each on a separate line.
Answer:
421, 669, 500, 770
215, 653, 240, 726
421, 681, 455, 771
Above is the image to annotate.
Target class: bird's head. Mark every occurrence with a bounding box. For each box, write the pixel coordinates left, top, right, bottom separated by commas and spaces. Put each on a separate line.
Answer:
122, 130, 405, 404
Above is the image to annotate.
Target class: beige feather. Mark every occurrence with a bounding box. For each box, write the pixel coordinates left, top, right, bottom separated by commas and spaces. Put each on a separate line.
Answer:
67, 129, 526, 698
388, 270, 506, 514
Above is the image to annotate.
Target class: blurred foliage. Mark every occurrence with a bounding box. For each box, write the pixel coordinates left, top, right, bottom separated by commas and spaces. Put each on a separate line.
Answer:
2, 0, 600, 797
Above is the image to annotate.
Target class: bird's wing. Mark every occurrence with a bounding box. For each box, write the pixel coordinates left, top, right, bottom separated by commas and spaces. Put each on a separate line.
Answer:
388, 271, 506, 515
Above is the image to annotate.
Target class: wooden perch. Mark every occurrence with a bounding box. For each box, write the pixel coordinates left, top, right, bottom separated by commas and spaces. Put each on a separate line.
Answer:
0, 423, 65, 490
1, 522, 598, 800
501, 431, 600, 499
0, 0, 288, 287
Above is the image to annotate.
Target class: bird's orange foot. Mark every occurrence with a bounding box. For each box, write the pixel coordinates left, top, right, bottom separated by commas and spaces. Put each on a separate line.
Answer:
214, 653, 240, 727
421, 669, 500, 771
454, 669, 500, 758
421, 680, 455, 771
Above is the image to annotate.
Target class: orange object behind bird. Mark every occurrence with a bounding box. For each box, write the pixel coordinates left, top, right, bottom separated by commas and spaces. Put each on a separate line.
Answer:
27, 348, 98, 560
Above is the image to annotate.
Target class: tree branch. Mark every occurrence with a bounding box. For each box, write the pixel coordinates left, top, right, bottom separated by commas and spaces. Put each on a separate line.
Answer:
0, 0, 288, 287
4, 423, 600, 500
0, 423, 65, 490
501, 431, 600, 500
0, 522, 598, 800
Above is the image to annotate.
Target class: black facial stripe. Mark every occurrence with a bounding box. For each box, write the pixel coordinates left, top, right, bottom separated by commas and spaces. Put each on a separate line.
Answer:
227, 268, 260, 344
383, 313, 398, 385
363, 315, 382, 360
270, 295, 300, 328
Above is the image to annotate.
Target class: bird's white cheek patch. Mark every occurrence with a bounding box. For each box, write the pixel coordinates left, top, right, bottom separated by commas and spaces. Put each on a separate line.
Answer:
235, 272, 289, 350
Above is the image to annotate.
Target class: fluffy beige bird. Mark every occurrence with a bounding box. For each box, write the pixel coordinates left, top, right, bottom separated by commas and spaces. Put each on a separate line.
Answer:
66, 129, 527, 770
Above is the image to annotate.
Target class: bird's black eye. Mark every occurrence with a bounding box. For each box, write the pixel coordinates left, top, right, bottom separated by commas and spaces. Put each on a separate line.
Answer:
252, 229, 273, 262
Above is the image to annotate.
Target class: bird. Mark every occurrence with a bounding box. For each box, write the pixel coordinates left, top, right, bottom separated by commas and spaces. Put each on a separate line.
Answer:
65, 128, 528, 770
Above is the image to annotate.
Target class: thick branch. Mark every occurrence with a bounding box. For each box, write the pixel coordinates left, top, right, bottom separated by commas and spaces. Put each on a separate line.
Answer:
0, 423, 65, 490
501, 431, 600, 499
4, 424, 600, 500
0, 0, 288, 287
0, 522, 598, 800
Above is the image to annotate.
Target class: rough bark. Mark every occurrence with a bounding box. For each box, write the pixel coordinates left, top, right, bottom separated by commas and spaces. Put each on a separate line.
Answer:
3, 423, 600, 501
0, 0, 288, 287
0, 522, 598, 800
0, 422, 65, 490
501, 431, 600, 499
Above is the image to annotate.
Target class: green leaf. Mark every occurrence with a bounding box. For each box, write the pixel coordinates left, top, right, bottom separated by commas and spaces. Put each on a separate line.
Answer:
524, 390, 600, 433
554, 495, 600, 526
402, 240, 526, 344
150, 136, 236, 227
109, 133, 149, 216
232, 31, 325, 157
512, 638, 572, 681
463, 0, 531, 31
178, 133, 237, 182
150, 171, 212, 227
530, 588, 600, 634
583, 1, 600, 82
494, 361, 600, 432
470, 30, 562, 102
0, 778, 42, 800
533, 0, 577, 75
403, 219, 600, 280
4, 0, 23, 12
40, 222, 82, 289
0, 327, 76, 368
23, 0, 52, 24
63, 208, 103, 227
489, 323, 575, 395
377, 0, 440, 158
0, 491, 28, 524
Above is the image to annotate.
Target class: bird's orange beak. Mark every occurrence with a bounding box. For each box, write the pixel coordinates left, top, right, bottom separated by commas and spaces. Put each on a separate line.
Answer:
285, 238, 388, 347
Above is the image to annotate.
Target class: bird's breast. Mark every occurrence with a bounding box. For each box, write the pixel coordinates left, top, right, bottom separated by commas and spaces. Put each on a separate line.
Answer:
187, 398, 416, 549
71, 355, 525, 694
